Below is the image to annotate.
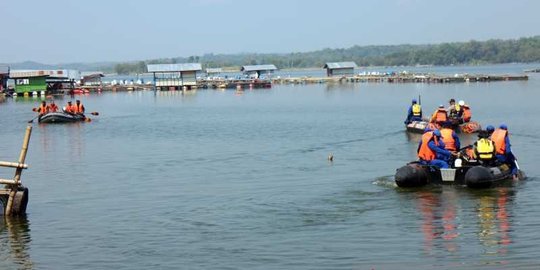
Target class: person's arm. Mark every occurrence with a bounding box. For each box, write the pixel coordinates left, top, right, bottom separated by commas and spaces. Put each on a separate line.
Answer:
429, 140, 450, 157
505, 136, 512, 154
453, 132, 461, 150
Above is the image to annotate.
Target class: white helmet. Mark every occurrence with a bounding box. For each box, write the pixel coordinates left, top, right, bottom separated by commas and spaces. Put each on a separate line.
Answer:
458, 100, 465, 106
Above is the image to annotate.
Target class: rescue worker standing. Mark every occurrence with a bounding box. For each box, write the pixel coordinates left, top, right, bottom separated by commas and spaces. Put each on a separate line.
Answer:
404, 98, 422, 124
473, 130, 496, 165
430, 105, 448, 126
440, 121, 461, 152
417, 129, 453, 169
491, 124, 517, 177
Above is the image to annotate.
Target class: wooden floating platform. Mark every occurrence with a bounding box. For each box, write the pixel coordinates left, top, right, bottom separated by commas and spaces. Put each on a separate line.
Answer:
272, 74, 529, 85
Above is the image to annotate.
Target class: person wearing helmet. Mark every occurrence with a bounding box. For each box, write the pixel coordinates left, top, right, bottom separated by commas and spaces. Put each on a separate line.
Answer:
430, 104, 448, 126
417, 129, 453, 168
491, 124, 518, 177
486, 125, 495, 136
404, 98, 422, 124
473, 130, 497, 165
459, 100, 472, 123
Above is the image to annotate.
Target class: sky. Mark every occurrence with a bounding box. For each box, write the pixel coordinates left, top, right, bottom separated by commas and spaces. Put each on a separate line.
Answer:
1, 0, 539, 64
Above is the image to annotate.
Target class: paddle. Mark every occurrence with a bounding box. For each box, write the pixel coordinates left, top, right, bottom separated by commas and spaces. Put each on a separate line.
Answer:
27, 115, 40, 123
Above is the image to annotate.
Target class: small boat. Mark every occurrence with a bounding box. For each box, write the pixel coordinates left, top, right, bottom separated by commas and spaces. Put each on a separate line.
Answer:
38, 112, 86, 123
395, 157, 525, 188
405, 119, 481, 134
71, 89, 90, 95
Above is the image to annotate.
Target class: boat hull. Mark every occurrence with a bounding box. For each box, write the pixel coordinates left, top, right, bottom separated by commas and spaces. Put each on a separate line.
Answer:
38, 112, 85, 123
395, 162, 520, 188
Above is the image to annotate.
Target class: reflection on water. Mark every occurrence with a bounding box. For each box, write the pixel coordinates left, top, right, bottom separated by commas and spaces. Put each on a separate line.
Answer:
415, 187, 514, 264
0, 217, 34, 269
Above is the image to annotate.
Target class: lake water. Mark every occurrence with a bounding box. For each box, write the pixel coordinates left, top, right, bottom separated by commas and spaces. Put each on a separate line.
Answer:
1, 65, 540, 269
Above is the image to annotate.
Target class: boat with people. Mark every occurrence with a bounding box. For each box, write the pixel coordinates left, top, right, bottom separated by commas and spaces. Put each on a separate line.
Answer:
394, 159, 524, 188
405, 118, 481, 134
38, 112, 86, 123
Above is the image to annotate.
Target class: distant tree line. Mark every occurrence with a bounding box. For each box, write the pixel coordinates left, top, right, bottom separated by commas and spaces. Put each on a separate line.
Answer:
111, 36, 540, 74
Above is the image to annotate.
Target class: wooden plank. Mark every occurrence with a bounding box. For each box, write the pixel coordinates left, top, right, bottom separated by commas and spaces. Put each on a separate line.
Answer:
0, 179, 17, 185
0, 161, 28, 169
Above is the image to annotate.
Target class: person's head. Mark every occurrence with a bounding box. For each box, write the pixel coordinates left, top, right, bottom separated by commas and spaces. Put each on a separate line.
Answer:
68, 101, 72, 105
41, 101, 46, 105
486, 125, 495, 133
449, 98, 455, 105
433, 129, 441, 137
478, 130, 489, 139
458, 100, 465, 106
500, 124, 508, 130
438, 104, 444, 109
76, 100, 80, 104
412, 98, 417, 104
441, 121, 452, 128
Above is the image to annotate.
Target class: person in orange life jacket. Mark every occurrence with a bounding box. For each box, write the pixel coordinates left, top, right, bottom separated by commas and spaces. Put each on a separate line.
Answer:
491, 124, 517, 176
64, 101, 74, 113
74, 99, 85, 114
47, 100, 58, 113
440, 121, 461, 152
430, 105, 448, 125
36, 101, 49, 116
404, 98, 422, 124
417, 129, 453, 169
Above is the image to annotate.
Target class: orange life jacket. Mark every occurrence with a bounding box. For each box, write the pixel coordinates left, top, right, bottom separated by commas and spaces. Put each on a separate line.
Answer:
491, 129, 507, 155
418, 131, 438, 161
38, 104, 48, 115
65, 104, 74, 113
462, 105, 471, 122
74, 103, 84, 113
433, 109, 447, 123
440, 128, 456, 151
48, 104, 58, 113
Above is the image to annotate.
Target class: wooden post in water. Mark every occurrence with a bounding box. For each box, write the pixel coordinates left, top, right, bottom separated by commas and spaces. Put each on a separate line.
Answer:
5, 125, 32, 216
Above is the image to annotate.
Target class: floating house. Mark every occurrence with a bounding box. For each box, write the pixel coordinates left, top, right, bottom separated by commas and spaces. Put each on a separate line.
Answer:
241, 64, 277, 79
147, 63, 202, 90
323, 62, 357, 77
0, 65, 9, 92
81, 72, 104, 86
9, 69, 80, 96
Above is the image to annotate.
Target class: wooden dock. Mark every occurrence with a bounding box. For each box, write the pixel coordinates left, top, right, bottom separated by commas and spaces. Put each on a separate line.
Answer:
272, 74, 528, 85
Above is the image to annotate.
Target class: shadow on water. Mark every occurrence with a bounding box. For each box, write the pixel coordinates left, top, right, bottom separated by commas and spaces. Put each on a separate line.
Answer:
0, 216, 34, 269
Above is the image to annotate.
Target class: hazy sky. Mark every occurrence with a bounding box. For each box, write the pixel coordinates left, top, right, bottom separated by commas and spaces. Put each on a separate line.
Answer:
2, 0, 539, 64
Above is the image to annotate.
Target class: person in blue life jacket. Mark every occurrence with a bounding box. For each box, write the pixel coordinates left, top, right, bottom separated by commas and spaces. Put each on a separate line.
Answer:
405, 99, 423, 124
417, 129, 455, 169
491, 124, 518, 177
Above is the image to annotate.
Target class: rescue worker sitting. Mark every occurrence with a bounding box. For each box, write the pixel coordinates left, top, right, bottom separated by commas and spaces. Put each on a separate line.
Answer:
459, 100, 471, 123
491, 124, 518, 177
404, 98, 422, 124
417, 129, 454, 169
47, 100, 58, 113
36, 101, 49, 116
430, 105, 448, 126
440, 121, 461, 153
473, 130, 497, 166
74, 99, 85, 115
64, 101, 74, 113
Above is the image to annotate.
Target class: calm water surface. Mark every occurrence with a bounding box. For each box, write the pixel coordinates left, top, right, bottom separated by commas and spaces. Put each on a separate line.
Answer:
1, 67, 540, 269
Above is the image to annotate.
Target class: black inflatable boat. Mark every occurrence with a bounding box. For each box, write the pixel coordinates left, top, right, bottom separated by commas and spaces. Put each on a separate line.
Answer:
395, 160, 524, 188
38, 112, 85, 123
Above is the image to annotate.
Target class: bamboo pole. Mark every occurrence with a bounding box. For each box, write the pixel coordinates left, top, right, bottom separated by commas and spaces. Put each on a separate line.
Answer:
5, 125, 32, 216
0, 179, 17, 185
0, 161, 28, 169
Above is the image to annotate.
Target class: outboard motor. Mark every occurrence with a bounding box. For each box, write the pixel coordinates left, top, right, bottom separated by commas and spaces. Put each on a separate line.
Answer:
395, 163, 428, 187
